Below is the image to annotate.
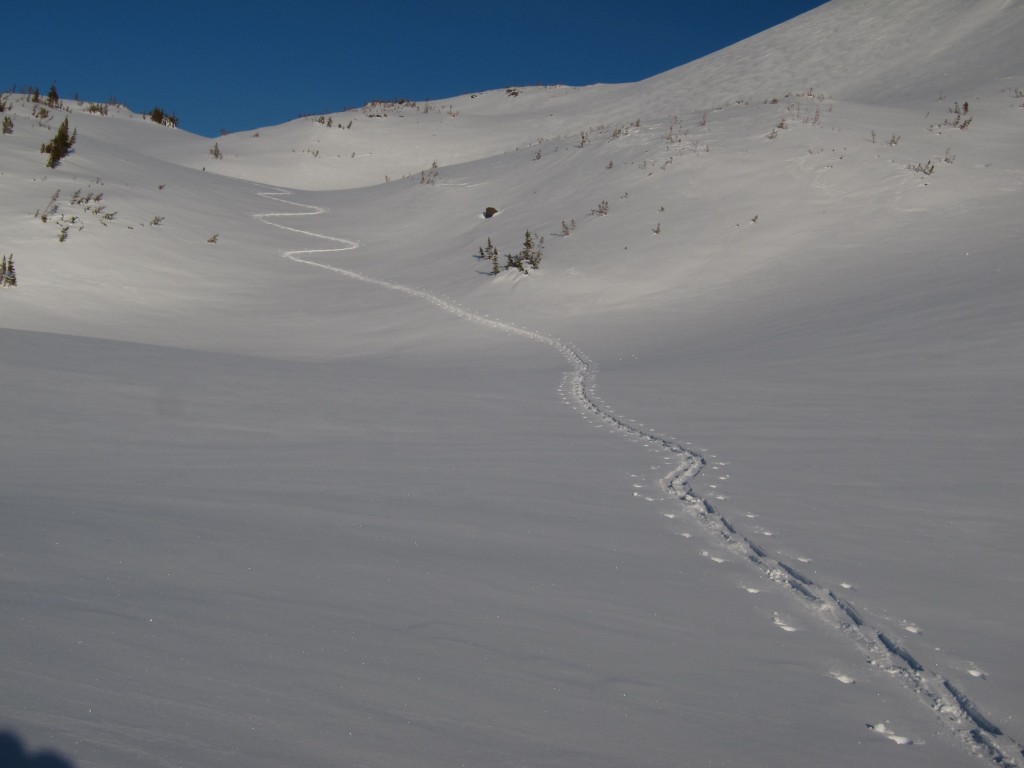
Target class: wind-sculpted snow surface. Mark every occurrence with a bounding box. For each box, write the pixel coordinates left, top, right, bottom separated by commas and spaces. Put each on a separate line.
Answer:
255, 190, 1022, 767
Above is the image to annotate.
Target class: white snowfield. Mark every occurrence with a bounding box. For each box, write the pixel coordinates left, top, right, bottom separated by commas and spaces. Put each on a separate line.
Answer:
2, 1, 1023, 766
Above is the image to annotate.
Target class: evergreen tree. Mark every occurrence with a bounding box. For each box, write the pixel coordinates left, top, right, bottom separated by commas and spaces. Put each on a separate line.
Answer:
46, 83, 59, 107
41, 118, 76, 168
476, 238, 501, 274
522, 230, 543, 270
2, 116, 12, 135
2, 254, 16, 287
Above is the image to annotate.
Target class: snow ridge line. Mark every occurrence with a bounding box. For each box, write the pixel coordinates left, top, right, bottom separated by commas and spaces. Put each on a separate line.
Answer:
253, 189, 1020, 767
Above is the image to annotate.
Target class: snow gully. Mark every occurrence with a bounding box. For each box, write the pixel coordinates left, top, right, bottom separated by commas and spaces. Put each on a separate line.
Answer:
253, 187, 1021, 767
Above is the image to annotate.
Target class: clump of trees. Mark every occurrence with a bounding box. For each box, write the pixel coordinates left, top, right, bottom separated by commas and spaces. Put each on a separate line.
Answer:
149, 107, 179, 127
476, 230, 544, 275
41, 117, 76, 167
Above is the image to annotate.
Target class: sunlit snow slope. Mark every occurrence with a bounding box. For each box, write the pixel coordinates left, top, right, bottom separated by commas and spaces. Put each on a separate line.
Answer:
2, 1, 1023, 767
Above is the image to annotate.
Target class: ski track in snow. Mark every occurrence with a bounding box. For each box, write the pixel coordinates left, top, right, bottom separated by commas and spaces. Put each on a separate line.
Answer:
254, 188, 1022, 767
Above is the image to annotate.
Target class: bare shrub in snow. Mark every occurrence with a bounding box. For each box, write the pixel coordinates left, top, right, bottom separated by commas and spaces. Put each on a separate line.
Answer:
912, 159, 935, 176
38, 189, 61, 222
420, 160, 439, 185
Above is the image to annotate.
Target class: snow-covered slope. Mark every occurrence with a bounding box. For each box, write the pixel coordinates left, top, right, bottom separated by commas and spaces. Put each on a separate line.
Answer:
2, 1, 1023, 766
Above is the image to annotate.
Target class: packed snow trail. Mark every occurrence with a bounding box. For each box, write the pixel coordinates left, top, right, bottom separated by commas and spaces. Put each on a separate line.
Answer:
254, 188, 1021, 767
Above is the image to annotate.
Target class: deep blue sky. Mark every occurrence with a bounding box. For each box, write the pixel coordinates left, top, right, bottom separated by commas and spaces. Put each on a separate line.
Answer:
11, 1, 826, 137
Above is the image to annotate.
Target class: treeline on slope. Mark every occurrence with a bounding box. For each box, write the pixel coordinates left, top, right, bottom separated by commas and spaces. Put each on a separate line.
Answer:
2, 81, 179, 146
